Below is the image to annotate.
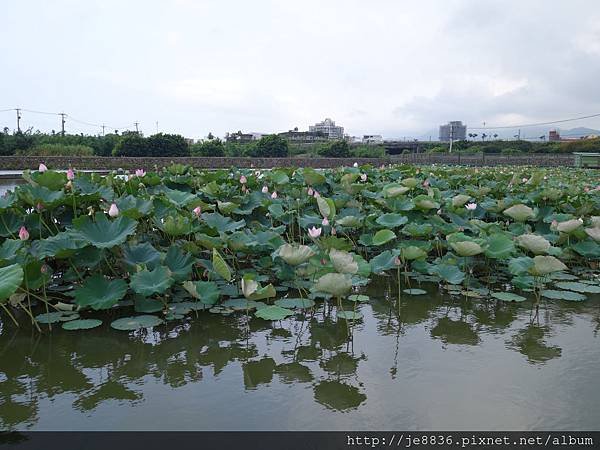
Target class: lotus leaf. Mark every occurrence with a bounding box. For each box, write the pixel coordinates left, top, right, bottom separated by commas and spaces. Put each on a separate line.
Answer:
504, 204, 535, 221
130, 266, 174, 297
110, 315, 163, 330
314, 273, 352, 297
73, 213, 137, 249
516, 234, 551, 255
278, 244, 315, 266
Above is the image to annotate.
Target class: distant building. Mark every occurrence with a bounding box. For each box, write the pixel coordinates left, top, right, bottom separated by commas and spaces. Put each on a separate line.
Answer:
225, 131, 264, 143
278, 127, 328, 143
439, 121, 467, 142
362, 134, 383, 144
309, 118, 344, 140
549, 129, 561, 141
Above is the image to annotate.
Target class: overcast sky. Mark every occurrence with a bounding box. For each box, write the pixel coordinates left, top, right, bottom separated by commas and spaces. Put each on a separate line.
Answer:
2, 0, 600, 139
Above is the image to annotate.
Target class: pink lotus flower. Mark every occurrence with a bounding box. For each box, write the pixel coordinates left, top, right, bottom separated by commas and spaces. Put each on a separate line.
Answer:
422, 179, 430, 188
66, 168, 75, 180
308, 226, 322, 238
262, 186, 269, 194
331, 227, 337, 236
38, 163, 48, 172
465, 203, 477, 211
135, 169, 146, 177
239, 175, 247, 184
108, 203, 119, 218
271, 191, 277, 199
19, 226, 29, 241
193, 206, 202, 217
584, 186, 590, 192
313, 190, 320, 198
393, 256, 401, 266
36, 203, 44, 212
307, 187, 314, 196
322, 217, 329, 226
360, 174, 367, 182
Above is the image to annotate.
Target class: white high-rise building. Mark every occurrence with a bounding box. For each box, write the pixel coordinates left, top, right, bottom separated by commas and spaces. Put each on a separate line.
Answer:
309, 118, 344, 140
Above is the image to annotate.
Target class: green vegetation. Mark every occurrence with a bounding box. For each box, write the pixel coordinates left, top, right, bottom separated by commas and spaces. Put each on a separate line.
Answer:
15, 143, 94, 156
0, 163, 598, 334
2, 128, 599, 158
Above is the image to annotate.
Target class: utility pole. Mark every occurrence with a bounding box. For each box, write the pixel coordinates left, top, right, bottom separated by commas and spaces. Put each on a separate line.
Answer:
101, 124, 106, 136
156, 121, 159, 134
16, 108, 21, 132
134, 121, 139, 133
448, 122, 454, 153
59, 113, 66, 136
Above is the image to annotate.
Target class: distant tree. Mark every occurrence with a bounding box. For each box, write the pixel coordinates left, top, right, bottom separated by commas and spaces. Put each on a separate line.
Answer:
246, 134, 289, 157
190, 138, 225, 157
113, 132, 147, 157
145, 133, 190, 157
207, 132, 215, 140
318, 140, 350, 158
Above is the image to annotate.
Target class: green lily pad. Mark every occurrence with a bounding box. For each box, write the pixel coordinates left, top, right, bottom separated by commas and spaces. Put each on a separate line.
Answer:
73, 212, 137, 249
491, 292, 527, 302
541, 289, 587, 301
0, 263, 24, 302
554, 281, 600, 294
372, 229, 396, 246
375, 213, 408, 228
62, 319, 103, 330
130, 266, 173, 297
254, 305, 294, 320
110, 315, 163, 330
72, 274, 129, 310
35, 312, 64, 324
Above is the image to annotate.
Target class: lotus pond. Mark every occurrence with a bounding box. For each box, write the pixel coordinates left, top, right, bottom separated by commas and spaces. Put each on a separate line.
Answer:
0, 163, 599, 430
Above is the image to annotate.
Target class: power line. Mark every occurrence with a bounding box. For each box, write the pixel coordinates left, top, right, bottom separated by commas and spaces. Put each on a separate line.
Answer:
20, 108, 60, 116
470, 112, 600, 130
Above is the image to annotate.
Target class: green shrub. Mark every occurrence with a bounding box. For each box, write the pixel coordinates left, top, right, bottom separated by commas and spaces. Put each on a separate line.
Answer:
246, 135, 289, 157
146, 133, 189, 157
350, 145, 385, 158
190, 139, 225, 157
560, 138, 600, 153
113, 132, 147, 157
318, 140, 350, 158
16, 143, 94, 156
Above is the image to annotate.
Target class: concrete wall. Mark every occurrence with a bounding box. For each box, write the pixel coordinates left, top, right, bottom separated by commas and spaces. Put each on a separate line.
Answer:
0, 154, 575, 170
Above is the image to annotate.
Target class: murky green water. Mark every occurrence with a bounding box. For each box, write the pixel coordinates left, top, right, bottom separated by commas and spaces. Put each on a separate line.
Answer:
1, 280, 599, 431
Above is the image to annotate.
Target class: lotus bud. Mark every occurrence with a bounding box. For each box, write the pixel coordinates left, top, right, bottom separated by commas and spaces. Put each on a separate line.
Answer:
331, 227, 336, 236
65, 180, 73, 190
307, 187, 314, 196
353, 162, 358, 168
262, 186, 269, 194
393, 256, 401, 266
422, 179, 430, 187
108, 203, 119, 218
135, 169, 146, 177
38, 163, 48, 172
313, 190, 320, 198
308, 226, 322, 238
19, 226, 29, 241
522, 177, 528, 183
360, 174, 367, 182
193, 206, 202, 217
67, 168, 75, 180
322, 217, 329, 226
240, 175, 247, 184
271, 191, 277, 199
36, 203, 44, 212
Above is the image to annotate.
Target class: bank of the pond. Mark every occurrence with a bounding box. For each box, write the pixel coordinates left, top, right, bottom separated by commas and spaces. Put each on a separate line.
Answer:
0, 153, 576, 170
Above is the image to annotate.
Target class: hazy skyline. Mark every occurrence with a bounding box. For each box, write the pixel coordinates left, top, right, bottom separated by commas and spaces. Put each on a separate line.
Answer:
2, 0, 600, 139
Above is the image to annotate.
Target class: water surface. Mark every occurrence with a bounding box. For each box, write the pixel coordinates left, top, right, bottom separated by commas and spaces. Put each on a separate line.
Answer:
1, 280, 599, 431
